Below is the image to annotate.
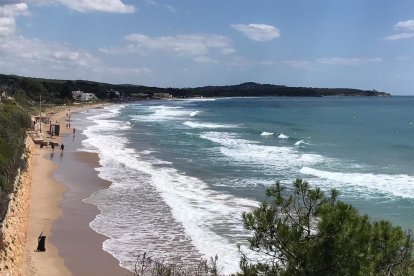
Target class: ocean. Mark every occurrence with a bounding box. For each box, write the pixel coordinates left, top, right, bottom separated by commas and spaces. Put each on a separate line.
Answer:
74, 96, 413, 274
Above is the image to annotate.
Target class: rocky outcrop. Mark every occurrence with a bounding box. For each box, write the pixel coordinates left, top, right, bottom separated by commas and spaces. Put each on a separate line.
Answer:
0, 138, 34, 275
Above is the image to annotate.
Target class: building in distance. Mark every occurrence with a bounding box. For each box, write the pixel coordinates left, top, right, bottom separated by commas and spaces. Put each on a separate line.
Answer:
72, 90, 98, 102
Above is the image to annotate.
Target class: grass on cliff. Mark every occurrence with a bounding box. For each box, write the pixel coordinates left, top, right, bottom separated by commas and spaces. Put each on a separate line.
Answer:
0, 98, 32, 193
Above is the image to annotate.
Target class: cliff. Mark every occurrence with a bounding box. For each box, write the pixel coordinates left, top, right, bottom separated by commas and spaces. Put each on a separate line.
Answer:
0, 138, 34, 275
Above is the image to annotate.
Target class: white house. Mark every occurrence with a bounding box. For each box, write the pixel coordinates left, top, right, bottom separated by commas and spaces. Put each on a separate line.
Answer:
72, 90, 97, 102
80, 93, 97, 102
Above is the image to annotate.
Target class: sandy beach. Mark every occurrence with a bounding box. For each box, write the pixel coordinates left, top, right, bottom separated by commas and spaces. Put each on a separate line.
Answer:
23, 104, 130, 275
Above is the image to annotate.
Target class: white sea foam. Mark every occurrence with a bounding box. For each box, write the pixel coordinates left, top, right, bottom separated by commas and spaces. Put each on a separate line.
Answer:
131, 105, 197, 122
81, 109, 258, 274
183, 121, 240, 129
199, 132, 323, 173
181, 98, 217, 102
260, 131, 274, 136
298, 154, 324, 164
300, 167, 414, 199
86, 105, 123, 120
211, 177, 275, 188
294, 140, 307, 146
190, 111, 200, 117
277, 133, 289, 139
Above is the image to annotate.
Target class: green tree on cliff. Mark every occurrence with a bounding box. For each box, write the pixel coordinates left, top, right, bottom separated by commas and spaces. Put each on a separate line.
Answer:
239, 179, 414, 276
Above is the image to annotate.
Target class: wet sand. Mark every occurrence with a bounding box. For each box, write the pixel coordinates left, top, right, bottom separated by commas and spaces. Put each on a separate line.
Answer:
52, 148, 129, 275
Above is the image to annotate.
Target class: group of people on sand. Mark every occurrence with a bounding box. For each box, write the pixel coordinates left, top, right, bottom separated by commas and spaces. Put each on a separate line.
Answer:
41, 141, 64, 152
38, 110, 77, 152
50, 143, 64, 152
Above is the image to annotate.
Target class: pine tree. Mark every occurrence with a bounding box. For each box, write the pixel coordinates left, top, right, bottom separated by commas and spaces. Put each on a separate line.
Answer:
239, 179, 414, 276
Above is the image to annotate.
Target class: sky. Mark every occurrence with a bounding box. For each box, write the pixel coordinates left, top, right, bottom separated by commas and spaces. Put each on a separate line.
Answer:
0, 0, 413, 95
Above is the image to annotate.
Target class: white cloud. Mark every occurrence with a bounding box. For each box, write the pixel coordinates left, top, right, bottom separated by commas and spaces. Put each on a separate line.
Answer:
317, 57, 382, 66
0, 2, 111, 79
0, 33, 153, 81
58, 0, 134, 13
231, 23, 280, 42
0, 16, 15, 34
0, 3, 28, 35
26, 0, 135, 13
0, 2, 104, 72
385, 19, 414, 41
395, 20, 414, 31
123, 33, 235, 59
0, 1, 150, 83
0, 34, 103, 77
384, 32, 414, 41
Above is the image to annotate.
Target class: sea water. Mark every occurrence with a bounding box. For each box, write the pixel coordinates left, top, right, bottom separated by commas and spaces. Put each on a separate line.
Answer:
77, 96, 414, 274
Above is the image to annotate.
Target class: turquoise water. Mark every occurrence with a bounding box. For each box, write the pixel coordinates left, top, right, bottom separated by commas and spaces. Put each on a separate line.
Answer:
79, 96, 414, 273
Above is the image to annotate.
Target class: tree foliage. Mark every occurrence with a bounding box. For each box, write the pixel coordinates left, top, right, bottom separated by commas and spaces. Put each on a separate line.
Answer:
239, 179, 414, 276
133, 252, 220, 276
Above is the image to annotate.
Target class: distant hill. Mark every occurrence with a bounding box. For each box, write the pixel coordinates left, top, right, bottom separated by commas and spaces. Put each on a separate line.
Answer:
0, 74, 391, 104
176, 82, 391, 98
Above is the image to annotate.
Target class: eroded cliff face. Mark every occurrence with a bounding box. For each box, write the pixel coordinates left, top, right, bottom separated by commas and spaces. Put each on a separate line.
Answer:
0, 138, 34, 275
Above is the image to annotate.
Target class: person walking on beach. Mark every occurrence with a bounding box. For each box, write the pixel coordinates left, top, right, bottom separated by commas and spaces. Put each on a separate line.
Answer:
51, 143, 55, 151
37, 232, 46, 252
60, 143, 64, 152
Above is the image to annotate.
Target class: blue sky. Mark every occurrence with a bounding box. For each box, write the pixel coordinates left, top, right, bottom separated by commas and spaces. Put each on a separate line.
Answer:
0, 0, 413, 95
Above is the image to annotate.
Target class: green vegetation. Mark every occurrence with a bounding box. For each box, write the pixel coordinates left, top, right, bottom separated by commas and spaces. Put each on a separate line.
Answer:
0, 74, 390, 104
0, 97, 31, 221
132, 253, 220, 276
0, 99, 31, 193
239, 179, 414, 276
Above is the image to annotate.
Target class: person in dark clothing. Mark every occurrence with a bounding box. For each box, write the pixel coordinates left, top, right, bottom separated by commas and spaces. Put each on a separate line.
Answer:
37, 233, 46, 252
60, 143, 64, 152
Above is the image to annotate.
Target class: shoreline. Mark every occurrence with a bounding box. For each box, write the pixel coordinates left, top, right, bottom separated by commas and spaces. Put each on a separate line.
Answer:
52, 129, 129, 275
23, 103, 129, 275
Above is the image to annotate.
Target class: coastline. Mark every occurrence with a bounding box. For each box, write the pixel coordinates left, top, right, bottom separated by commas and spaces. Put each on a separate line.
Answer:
23, 104, 129, 275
